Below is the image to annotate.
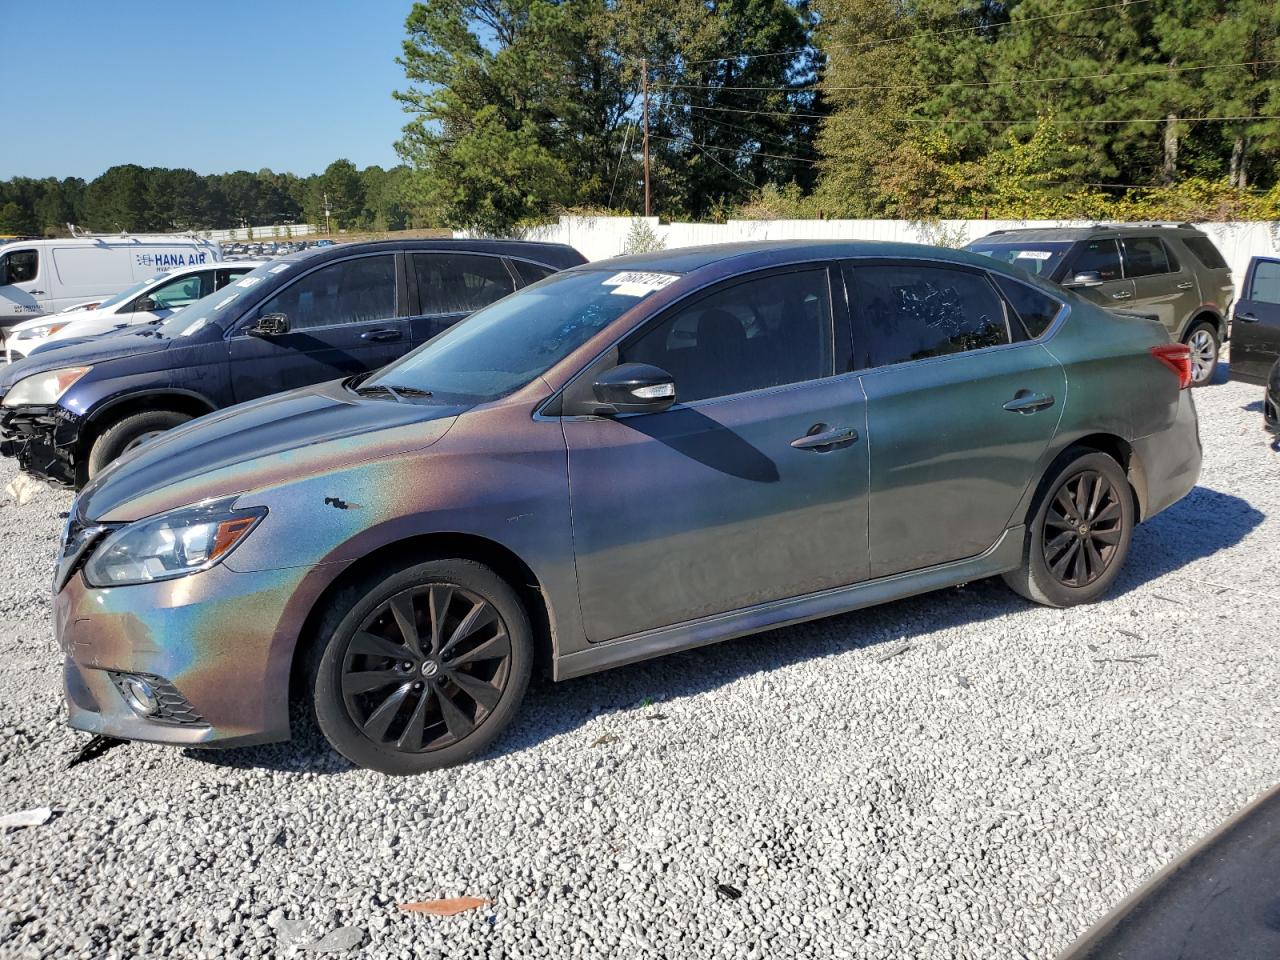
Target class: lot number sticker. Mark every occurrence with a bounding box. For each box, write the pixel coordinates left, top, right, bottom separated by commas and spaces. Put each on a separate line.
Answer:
602, 271, 680, 297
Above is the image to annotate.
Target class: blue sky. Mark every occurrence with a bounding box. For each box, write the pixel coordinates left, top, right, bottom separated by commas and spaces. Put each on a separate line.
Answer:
3, 0, 415, 180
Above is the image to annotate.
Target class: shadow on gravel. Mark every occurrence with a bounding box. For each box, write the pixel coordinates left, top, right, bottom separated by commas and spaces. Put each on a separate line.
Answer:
1242, 399, 1264, 413
195, 485, 1263, 774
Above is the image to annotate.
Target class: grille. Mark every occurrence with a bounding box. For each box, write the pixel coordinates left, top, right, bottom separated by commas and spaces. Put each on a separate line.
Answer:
108, 672, 207, 725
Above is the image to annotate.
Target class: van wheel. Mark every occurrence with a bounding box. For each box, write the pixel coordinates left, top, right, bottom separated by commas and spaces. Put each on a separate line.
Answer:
86, 410, 192, 478
1184, 323, 1219, 386
307, 559, 533, 775
1002, 451, 1134, 608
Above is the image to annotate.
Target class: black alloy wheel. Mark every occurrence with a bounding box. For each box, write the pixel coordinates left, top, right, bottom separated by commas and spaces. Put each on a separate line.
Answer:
1041, 469, 1125, 588
342, 584, 513, 752
310, 559, 533, 774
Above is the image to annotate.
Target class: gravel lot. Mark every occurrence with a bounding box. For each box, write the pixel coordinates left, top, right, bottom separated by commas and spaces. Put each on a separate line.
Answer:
0, 369, 1276, 960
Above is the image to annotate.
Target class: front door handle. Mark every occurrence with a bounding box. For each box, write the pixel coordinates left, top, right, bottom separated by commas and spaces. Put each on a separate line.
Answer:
29, 290, 44, 295
791, 424, 858, 451
1176, 281, 1195, 289
1111, 290, 1133, 300
1003, 391, 1055, 414
360, 327, 402, 342
1236, 313, 1259, 323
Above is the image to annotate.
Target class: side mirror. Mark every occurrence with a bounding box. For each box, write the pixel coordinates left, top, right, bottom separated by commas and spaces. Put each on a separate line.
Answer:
136, 296, 158, 312
248, 313, 290, 337
592, 362, 676, 415
1066, 270, 1104, 287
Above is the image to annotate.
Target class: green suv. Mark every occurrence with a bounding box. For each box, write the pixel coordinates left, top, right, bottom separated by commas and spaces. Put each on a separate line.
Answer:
968, 224, 1233, 385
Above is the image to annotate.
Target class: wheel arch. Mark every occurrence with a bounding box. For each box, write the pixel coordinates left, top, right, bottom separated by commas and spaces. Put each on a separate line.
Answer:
79, 389, 217, 453
287, 532, 554, 710
1179, 308, 1225, 343
1038, 434, 1147, 523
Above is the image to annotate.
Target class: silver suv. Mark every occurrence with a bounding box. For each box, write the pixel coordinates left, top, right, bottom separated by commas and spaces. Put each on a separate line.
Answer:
968, 224, 1233, 385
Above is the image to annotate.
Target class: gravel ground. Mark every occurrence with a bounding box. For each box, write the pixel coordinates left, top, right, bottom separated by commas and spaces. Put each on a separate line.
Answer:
0, 369, 1276, 960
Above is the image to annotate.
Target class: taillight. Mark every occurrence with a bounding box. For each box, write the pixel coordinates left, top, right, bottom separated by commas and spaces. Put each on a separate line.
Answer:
1150, 343, 1192, 389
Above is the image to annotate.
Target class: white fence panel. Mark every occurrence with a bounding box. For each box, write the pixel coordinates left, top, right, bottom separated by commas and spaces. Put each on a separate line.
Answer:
473, 216, 1280, 298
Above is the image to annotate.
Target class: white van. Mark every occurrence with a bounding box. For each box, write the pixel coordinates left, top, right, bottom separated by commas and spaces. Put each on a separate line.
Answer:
0, 234, 221, 329
5, 259, 268, 361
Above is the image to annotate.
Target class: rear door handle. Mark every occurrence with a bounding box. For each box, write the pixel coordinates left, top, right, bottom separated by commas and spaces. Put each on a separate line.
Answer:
1003, 391, 1055, 413
1176, 281, 1195, 289
29, 290, 44, 295
791, 425, 858, 451
360, 327, 402, 342
1236, 313, 1259, 323
1111, 290, 1133, 300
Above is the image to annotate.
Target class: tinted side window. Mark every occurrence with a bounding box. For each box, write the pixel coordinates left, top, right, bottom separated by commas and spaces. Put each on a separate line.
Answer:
1121, 237, 1171, 278
1, 249, 38, 285
1070, 239, 1122, 281
992, 274, 1062, 338
256, 255, 396, 330
848, 264, 1010, 367
1183, 236, 1228, 270
621, 269, 833, 403
414, 254, 515, 315
1249, 261, 1280, 304
510, 260, 556, 286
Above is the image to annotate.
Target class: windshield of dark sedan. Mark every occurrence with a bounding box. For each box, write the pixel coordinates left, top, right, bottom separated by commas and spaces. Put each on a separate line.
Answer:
363, 268, 678, 402
155, 260, 283, 337
967, 241, 1073, 278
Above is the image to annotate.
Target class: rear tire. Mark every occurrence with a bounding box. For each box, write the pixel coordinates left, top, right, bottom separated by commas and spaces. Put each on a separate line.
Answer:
1002, 451, 1134, 608
307, 559, 532, 775
1184, 322, 1219, 387
86, 409, 192, 479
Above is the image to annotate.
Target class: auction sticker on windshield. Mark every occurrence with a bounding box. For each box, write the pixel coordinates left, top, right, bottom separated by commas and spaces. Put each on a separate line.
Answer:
602, 272, 680, 297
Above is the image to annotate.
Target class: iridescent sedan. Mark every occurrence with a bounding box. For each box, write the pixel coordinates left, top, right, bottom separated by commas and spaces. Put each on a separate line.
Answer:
55, 241, 1201, 773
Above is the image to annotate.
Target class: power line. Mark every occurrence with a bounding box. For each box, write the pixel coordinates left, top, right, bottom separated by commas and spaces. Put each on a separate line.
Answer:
677, 101, 1280, 125
660, 0, 1154, 68
648, 132, 821, 165
607, 121, 636, 210
652, 58, 1280, 95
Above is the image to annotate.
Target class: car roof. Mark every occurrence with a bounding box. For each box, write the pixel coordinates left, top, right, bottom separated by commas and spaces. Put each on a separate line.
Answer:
565, 239, 1006, 275
971, 224, 1210, 243
275, 238, 587, 269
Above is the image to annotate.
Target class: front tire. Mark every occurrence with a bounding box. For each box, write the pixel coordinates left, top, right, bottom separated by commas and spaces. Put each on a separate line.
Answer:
1003, 451, 1134, 608
86, 409, 192, 479
1185, 322, 1219, 387
308, 559, 533, 775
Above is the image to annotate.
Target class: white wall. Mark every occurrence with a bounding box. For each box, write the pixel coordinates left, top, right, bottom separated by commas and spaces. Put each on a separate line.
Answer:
477, 216, 1280, 298
204, 223, 318, 242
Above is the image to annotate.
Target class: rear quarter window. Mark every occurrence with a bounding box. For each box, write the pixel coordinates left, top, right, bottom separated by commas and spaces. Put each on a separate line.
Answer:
1182, 236, 1228, 270
991, 275, 1063, 339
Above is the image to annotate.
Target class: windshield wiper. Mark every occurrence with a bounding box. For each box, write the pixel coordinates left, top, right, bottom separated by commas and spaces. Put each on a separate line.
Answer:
353, 383, 433, 403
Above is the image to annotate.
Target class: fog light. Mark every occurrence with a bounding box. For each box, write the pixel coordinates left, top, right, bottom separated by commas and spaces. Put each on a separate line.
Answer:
119, 676, 159, 716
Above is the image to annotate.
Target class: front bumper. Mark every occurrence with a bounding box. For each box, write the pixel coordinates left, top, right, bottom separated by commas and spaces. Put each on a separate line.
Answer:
0, 403, 81, 485
54, 559, 326, 748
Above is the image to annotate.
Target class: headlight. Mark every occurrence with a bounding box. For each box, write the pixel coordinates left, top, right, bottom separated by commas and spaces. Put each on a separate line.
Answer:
83, 498, 266, 587
16, 321, 70, 340
1, 366, 93, 407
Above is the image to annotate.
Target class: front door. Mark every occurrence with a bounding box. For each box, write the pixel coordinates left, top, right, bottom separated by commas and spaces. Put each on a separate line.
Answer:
228, 253, 409, 402
1231, 257, 1280, 384
1063, 238, 1135, 311
845, 261, 1066, 578
0, 247, 47, 326
563, 266, 870, 643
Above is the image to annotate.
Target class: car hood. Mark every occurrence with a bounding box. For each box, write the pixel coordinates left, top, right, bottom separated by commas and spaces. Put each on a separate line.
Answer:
78, 378, 468, 523
0, 330, 171, 392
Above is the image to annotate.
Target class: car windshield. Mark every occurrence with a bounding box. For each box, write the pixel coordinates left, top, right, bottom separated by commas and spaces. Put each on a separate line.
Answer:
967, 241, 1073, 277
155, 260, 280, 338
362, 268, 676, 402
91, 272, 171, 312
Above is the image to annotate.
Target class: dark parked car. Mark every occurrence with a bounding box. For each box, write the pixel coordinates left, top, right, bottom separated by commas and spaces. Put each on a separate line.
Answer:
1266, 358, 1279, 436
0, 239, 585, 486
1228, 255, 1280, 389
967, 223, 1233, 385
55, 240, 1201, 774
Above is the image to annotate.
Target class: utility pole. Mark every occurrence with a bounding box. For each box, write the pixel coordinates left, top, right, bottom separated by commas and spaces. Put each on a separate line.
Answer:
323, 192, 332, 236
641, 58, 651, 219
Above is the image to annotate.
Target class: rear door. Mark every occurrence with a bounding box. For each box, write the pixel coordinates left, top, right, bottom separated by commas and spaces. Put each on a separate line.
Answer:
1230, 257, 1280, 385
227, 253, 409, 402
1121, 236, 1193, 335
0, 246, 47, 324
406, 252, 518, 346
847, 260, 1066, 578
1063, 239, 1135, 310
